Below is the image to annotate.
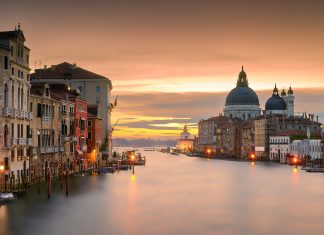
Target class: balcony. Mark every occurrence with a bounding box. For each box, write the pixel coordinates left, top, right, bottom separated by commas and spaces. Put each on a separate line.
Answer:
38, 146, 66, 154
2, 107, 13, 117
64, 136, 77, 142
41, 116, 52, 123
18, 138, 26, 145
14, 108, 19, 117
11, 138, 17, 146
18, 110, 24, 119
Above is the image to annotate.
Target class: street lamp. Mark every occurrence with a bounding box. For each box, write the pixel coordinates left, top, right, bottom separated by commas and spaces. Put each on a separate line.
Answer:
207, 149, 211, 158
293, 156, 298, 168
250, 153, 255, 162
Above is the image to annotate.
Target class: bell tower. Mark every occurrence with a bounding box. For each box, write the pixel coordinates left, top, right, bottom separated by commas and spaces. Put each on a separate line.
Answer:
282, 86, 294, 117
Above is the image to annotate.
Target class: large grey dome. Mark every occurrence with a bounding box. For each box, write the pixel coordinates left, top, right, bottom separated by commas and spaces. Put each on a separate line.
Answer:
225, 87, 260, 105
225, 66, 259, 106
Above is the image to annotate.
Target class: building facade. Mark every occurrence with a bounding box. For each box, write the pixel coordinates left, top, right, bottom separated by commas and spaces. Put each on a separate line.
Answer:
291, 139, 323, 160
269, 136, 291, 163
87, 105, 102, 164
0, 25, 32, 189
31, 62, 113, 155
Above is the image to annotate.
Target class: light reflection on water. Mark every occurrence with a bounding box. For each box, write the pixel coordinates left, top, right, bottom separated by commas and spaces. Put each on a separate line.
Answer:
1, 150, 324, 235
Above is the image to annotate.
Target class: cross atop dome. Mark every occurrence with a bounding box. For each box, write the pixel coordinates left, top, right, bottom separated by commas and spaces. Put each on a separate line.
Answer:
273, 84, 279, 96
236, 66, 249, 87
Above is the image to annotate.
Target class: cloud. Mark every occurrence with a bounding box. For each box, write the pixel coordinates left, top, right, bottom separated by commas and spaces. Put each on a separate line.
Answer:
112, 87, 324, 138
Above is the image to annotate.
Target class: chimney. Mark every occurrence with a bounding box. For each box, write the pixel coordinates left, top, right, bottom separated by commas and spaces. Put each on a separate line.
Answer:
44, 65, 47, 69
317, 116, 319, 122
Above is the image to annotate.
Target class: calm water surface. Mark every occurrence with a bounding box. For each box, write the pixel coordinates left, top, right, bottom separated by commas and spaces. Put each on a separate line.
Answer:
1, 150, 324, 235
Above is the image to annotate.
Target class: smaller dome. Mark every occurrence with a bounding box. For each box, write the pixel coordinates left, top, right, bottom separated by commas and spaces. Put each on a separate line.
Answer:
265, 84, 287, 111
288, 86, 293, 95
265, 96, 286, 110
281, 89, 286, 96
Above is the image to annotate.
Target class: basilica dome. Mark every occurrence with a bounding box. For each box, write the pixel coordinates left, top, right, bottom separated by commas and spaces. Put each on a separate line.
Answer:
225, 67, 259, 106
223, 66, 261, 120
225, 86, 260, 106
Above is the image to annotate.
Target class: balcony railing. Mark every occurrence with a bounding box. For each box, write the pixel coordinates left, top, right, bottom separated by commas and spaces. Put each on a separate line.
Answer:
36, 145, 66, 154
14, 108, 19, 117
27, 138, 33, 145
11, 138, 17, 145
18, 138, 26, 145
64, 136, 77, 142
41, 116, 52, 123
2, 107, 13, 117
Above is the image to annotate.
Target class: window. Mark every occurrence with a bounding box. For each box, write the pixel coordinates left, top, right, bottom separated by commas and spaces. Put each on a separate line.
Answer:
4, 56, 8, 70
78, 86, 83, 92
88, 131, 92, 140
80, 119, 85, 130
61, 105, 66, 114
70, 106, 74, 115
96, 86, 100, 93
88, 120, 92, 127
70, 142, 74, 153
96, 97, 100, 104
37, 103, 42, 117
10, 46, 13, 56
11, 68, 14, 76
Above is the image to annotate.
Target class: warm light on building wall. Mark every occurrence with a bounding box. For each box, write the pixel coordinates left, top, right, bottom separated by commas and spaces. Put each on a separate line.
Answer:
0, 165, 5, 171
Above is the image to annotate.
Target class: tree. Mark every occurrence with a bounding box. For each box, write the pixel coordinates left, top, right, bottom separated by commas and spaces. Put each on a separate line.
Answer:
100, 134, 109, 152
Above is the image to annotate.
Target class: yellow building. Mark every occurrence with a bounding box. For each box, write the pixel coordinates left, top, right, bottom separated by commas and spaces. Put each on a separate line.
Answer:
177, 124, 195, 153
0, 25, 32, 190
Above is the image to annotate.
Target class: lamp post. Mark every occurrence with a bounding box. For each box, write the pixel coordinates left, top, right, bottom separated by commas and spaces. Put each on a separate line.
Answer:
250, 153, 256, 162
207, 149, 211, 158
293, 156, 298, 168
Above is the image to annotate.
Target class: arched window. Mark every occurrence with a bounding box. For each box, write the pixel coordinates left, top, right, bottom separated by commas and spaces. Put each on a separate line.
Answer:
21, 88, 24, 110
18, 87, 21, 110
4, 83, 8, 108
11, 85, 15, 108
242, 114, 246, 120
4, 124, 9, 148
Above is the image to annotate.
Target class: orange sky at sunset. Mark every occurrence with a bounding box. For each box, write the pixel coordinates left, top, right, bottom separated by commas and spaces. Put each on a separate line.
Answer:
2, 0, 324, 139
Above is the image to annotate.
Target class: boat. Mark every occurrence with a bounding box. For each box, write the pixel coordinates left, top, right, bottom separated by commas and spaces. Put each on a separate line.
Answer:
304, 168, 324, 173
0, 193, 15, 203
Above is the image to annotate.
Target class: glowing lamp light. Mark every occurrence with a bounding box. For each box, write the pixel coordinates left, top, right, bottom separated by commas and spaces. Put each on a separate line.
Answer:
0, 165, 4, 171
131, 155, 135, 161
293, 157, 298, 164
251, 154, 255, 159
207, 149, 211, 154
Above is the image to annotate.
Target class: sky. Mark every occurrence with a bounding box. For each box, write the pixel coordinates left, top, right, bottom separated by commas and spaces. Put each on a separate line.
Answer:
1, 0, 324, 139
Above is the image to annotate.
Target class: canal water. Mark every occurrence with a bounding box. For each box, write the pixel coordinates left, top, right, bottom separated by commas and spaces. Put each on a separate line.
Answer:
1, 150, 324, 235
